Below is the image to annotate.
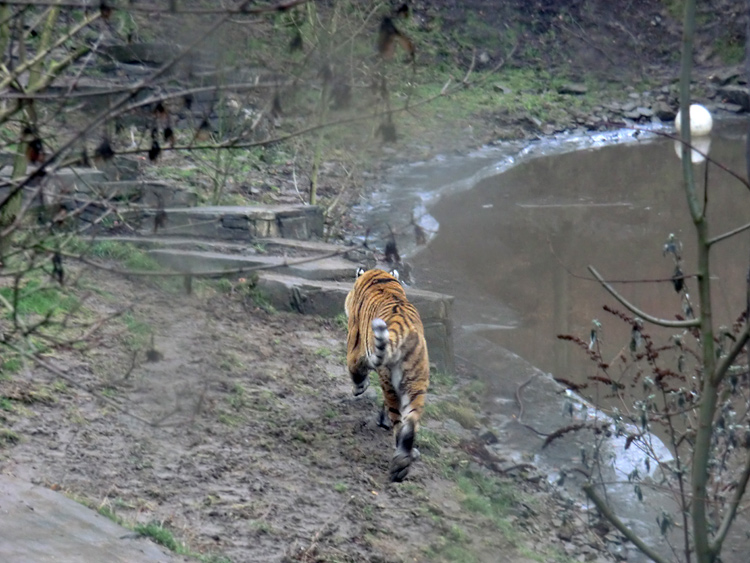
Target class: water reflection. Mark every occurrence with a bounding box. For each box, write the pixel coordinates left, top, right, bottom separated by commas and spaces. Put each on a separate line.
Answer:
413, 123, 750, 398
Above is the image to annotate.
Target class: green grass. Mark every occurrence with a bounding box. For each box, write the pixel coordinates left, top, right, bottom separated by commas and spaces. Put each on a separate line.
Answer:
135, 522, 180, 552
0, 356, 22, 377
228, 383, 249, 410
92, 507, 231, 563
333, 482, 348, 493
418, 427, 445, 454
0, 427, 20, 446
121, 312, 152, 351
97, 505, 124, 526
424, 400, 477, 429
430, 370, 457, 391
334, 313, 348, 331
314, 347, 332, 358
716, 34, 744, 64
456, 470, 517, 533
0, 279, 79, 319
88, 241, 161, 271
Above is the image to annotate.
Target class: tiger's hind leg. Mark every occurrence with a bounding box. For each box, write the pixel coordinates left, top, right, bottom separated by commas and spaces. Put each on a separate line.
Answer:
348, 356, 370, 397
389, 374, 427, 482
377, 403, 392, 430
390, 418, 416, 482
377, 367, 400, 431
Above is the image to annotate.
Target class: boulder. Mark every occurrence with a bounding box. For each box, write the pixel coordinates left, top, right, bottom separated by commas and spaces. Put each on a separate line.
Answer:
558, 83, 587, 95
652, 101, 676, 121
717, 85, 750, 111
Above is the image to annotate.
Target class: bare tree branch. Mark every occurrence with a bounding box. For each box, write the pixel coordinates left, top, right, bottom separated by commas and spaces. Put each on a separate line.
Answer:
707, 220, 750, 246
712, 322, 750, 386
588, 266, 699, 328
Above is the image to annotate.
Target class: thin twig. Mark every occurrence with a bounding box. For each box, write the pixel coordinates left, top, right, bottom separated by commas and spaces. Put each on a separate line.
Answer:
588, 265, 699, 328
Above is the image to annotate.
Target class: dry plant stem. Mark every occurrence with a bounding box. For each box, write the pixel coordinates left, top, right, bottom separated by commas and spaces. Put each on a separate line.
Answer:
587, 266, 699, 328
583, 483, 671, 563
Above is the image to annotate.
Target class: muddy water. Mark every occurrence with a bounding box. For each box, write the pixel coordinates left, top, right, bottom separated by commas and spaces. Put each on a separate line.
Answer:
367, 121, 750, 562
415, 124, 750, 394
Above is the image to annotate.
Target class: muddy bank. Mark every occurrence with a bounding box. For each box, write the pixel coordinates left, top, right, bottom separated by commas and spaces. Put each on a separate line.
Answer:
0, 266, 623, 562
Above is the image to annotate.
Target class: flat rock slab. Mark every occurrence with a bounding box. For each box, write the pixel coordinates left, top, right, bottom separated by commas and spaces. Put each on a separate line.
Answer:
95, 236, 259, 255
85, 180, 196, 207
148, 249, 354, 281
258, 237, 354, 256
139, 205, 324, 241
258, 273, 455, 373
96, 236, 354, 259
0, 474, 178, 563
100, 43, 182, 66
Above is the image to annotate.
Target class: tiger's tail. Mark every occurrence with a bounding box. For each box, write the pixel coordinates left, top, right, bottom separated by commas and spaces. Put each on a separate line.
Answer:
370, 318, 389, 368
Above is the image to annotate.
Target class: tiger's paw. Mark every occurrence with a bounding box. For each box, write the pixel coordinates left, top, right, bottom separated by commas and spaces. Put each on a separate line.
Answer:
352, 379, 369, 396
389, 451, 412, 482
377, 406, 392, 430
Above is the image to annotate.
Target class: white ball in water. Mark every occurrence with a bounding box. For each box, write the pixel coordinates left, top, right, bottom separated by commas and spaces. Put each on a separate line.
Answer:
675, 104, 713, 136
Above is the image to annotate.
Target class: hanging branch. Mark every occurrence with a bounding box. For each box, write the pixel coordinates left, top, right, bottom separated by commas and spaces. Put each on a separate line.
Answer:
588, 266, 699, 328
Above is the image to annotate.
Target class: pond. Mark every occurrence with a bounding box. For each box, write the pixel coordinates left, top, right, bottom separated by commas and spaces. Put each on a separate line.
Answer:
413, 122, 750, 398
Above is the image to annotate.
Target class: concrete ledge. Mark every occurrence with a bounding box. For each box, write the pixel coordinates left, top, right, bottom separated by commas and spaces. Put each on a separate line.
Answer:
138, 205, 324, 241
84, 180, 196, 207
257, 272, 455, 374
147, 249, 354, 281
0, 474, 176, 563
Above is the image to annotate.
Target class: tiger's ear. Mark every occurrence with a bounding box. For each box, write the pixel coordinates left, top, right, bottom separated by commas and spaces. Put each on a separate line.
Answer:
356, 267, 366, 278
389, 269, 400, 281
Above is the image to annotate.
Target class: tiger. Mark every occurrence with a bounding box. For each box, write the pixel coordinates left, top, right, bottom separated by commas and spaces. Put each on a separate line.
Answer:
344, 267, 430, 482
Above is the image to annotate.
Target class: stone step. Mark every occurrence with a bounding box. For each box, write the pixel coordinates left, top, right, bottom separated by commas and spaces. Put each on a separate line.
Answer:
83, 180, 196, 208
147, 249, 354, 281
94, 235, 356, 259
258, 237, 346, 255
257, 272, 455, 374
90, 236, 260, 255
135, 205, 324, 241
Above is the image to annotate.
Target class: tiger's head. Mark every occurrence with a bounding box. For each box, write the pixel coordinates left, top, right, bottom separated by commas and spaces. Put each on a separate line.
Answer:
345, 267, 401, 319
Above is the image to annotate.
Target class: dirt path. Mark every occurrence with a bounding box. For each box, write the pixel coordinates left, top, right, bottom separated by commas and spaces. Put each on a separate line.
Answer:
2, 270, 581, 563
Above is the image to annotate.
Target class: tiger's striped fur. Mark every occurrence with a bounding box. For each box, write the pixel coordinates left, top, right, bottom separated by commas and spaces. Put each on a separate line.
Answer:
344, 267, 430, 482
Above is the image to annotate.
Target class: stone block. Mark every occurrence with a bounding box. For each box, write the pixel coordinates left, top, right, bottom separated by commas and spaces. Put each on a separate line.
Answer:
423, 321, 455, 376
143, 205, 324, 241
